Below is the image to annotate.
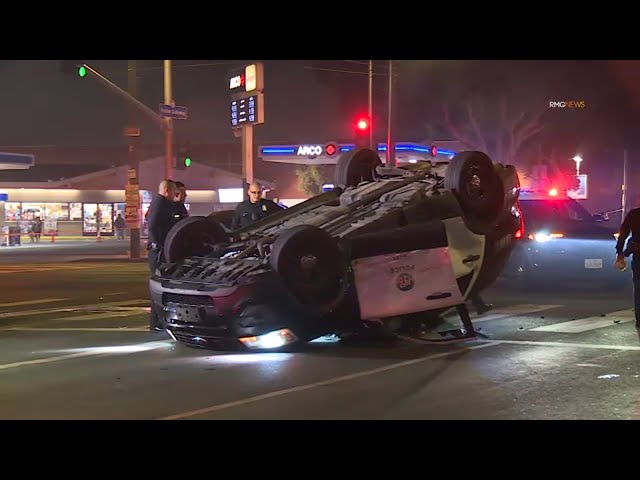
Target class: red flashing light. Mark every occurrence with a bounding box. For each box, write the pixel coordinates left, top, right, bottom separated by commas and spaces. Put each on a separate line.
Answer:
514, 201, 524, 240
548, 188, 559, 197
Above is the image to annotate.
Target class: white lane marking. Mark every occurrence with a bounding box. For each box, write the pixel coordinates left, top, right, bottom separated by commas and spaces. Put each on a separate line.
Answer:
0, 298, 69, 308
529, 309, 635, 333
482, 339, 640, 351
470, 304, 562, 324
158, 342, 499, 420
52, 312, 144, 322
100, 292, 128, 297
0, 341, 170, 371
0, 327, 150, 332
0, 266, 93, 273
0, 299, 148, 319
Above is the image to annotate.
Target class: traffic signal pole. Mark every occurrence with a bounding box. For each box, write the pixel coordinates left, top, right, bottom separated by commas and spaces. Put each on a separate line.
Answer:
386, 60, 396, 167
368, 60, 374, 150
164, 60, 174, 181
242, 125, 254, 186
127, 60, 141, 260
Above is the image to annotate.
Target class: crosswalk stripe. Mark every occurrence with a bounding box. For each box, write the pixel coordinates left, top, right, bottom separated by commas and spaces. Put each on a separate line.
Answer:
0, 298, 69, 308
529, 309, 635, 333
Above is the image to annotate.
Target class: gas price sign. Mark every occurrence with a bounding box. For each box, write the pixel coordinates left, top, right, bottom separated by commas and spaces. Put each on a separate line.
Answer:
230, 93, 264, 127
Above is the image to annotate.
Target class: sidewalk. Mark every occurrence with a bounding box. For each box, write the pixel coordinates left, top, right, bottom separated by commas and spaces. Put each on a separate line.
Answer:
0, 240, 137, 250
2, 234, 134, 244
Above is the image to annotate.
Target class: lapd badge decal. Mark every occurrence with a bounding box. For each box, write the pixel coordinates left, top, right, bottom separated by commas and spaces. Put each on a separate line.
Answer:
396, 273, 414, 291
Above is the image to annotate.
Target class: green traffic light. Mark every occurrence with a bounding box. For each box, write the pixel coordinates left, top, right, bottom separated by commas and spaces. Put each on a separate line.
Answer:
184, 157, 192, 167
78, 66, 87, 78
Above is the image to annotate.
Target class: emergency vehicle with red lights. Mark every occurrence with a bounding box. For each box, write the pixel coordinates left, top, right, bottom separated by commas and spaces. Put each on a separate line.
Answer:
504, 183, 627, 288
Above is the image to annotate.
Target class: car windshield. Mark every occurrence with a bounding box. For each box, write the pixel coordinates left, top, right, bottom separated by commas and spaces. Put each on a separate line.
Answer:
520, 199, 595, 223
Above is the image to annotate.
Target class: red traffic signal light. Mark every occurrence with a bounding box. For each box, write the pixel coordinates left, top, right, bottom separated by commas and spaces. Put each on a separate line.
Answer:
354, 115, 371, 148
355, 116, 370, 132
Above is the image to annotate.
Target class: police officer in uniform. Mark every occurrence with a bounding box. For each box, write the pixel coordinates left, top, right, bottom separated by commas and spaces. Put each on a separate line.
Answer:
231, 181, 284, 230
615, 198, 640, 328
172, 181, 189, 223
146, 179, 178, 332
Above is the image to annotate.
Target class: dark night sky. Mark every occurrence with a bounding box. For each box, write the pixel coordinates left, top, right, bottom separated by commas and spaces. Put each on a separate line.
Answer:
1, 59, 639, 158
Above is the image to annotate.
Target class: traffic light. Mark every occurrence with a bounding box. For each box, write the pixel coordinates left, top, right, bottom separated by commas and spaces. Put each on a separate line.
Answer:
354, 114, 371, 148
176, 146, 192, 170
60, 60, 87, 77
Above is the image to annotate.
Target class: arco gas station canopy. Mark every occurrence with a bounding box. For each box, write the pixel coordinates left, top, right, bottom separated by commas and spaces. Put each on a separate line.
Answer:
258, 142, 456, 165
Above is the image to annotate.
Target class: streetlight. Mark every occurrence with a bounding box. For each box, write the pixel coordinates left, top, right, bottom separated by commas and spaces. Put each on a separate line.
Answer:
572, 155, 583, 176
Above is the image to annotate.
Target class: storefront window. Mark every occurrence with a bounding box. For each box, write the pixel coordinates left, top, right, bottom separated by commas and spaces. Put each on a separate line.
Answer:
99, 203, 113, 234
82, 203, 114, 235
114, 203, 126, 219
21, 203, 46, 221
44, 203, 70, 221
83, 204, 98, 234
70, 203, 83, 221
4, 202, 21, 220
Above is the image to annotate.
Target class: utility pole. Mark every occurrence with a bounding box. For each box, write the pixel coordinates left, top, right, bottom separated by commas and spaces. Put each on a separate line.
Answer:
242, 125, 254, 186
164, 60, 174, 180
386, 60, 396, 167
126, 60, 141, 260
368, 60, 373, 150
622, 148, 628, 219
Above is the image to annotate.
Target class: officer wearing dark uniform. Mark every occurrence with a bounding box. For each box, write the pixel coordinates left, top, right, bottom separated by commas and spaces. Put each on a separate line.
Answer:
172, 181, 189, 223
231, 182, 284, 230
615, 203, 640, 328
147, 179, 178, 272
146, 179, 178, 332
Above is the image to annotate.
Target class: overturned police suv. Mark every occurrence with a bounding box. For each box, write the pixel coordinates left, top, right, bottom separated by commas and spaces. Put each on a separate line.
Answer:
149, 148, 522, 350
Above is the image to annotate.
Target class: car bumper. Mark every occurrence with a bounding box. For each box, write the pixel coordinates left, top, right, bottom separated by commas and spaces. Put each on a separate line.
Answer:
149, 277, 301, 350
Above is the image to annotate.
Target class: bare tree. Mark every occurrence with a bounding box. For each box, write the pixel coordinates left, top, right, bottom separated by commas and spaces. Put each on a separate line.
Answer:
437, 94, 547, 165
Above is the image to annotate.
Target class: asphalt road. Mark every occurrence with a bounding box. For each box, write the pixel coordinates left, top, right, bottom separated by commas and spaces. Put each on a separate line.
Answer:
1, 257, 639, 420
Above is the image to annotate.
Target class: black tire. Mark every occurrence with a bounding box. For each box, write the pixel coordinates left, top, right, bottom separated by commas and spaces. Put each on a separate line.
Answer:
163, 216, 229, 263
269, 225, 348, 317
334, 147, 382, 188
444, 151, 503, 233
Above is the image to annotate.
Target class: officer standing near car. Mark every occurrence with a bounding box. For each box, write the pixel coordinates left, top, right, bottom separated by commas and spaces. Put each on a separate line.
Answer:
172, 181, 189, 224
146, 179, 178, 332
231, 181, 284, 230
615, 198, 640, 328
147, 179, 179, 272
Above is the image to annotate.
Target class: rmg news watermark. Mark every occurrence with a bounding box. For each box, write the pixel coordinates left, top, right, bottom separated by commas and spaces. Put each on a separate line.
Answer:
549, 100, 586, 108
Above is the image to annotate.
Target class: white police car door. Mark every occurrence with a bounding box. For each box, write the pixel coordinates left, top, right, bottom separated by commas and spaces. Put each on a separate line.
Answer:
351, 217, 485, 320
